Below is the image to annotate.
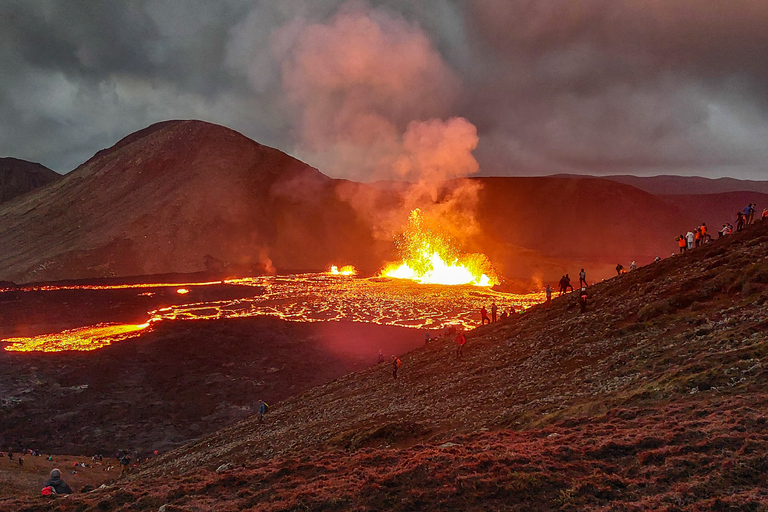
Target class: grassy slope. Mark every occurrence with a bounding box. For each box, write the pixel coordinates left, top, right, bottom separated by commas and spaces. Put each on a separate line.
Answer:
3, 222, 768, 511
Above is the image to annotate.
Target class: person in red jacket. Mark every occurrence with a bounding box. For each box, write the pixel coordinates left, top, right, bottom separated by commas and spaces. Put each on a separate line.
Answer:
455, 331, 467, 359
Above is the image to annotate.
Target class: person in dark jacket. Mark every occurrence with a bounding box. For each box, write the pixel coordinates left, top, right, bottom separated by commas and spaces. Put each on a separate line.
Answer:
44, 468, 73, 494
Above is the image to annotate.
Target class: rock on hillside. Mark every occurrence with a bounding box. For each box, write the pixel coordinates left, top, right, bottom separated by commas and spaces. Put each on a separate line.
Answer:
8, 221, 768, 510
0, 121, 383, 283
0, 157, 61, 204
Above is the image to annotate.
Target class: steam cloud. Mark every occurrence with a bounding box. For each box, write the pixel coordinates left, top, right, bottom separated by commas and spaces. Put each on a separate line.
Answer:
272, 1, 483, 242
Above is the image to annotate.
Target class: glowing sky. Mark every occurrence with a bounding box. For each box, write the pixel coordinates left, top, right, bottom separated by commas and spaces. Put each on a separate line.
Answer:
2, 0, 768, 179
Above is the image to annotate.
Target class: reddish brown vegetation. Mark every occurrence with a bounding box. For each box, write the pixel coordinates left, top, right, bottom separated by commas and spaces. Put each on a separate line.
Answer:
2, 220, 767, 510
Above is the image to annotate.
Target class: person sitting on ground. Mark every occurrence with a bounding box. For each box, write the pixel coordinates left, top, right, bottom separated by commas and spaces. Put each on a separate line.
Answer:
43, 468, 73, 495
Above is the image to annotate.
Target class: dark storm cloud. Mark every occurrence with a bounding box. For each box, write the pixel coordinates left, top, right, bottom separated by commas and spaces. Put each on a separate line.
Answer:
1, 0, 767, 179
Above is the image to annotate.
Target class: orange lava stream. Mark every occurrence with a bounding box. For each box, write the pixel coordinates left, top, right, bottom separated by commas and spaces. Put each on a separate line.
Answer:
2, 273, 544, 353
380, 209, 498, 287
4, 323, 151, 353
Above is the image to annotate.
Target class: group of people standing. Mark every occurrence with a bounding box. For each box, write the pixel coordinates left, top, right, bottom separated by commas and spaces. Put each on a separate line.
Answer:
480, 302, 516, 324
678, 204, 767, 253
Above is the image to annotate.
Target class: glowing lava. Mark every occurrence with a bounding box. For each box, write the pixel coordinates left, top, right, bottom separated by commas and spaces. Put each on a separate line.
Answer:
176, 288, 190, 294
328, 265, 358, 276
4, 323, 151, 353
381, 209, 498, 287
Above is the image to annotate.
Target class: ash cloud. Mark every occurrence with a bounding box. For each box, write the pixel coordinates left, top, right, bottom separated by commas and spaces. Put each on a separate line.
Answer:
1, 0, 768, 179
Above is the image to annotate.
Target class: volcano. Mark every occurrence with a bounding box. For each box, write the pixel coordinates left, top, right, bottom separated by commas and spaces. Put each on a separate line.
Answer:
1, 120, 765, 285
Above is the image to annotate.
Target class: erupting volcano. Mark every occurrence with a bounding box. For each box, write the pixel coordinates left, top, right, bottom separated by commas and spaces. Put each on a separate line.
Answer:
381, 209, 498, 287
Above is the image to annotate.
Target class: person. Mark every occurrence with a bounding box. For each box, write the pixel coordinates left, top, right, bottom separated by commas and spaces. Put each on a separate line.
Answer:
616, 263, 624, 276
491, 302, 498, 322
509, 304, 516, 316
558, 276, 567, 296
579, 269, 587, 288
718, 225, 727, 238
563, 274, 574, 292
455, 330, 466, 358
258, 400, 269, 422
654, 256, 661, 262
499, 310, 508, 320
629, 261, 636, 271
763, 209, 768, 220
392, 356, 401, 379
694, 228, 701, 248
424, 330, 430, 345
685, 231, 695, 250
700, 223, 708, 243
545, 285, 552, 308
677, 234, 686, 251
736, 212, 745, 232
119, 452, 131, 476
579, 287, 588, 314
42, 468, 73, 495
480, 306, 490, 325
378, 349, 384, 363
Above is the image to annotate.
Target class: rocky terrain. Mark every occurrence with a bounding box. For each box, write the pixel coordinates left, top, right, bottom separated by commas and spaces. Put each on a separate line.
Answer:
3, 218, 767, 510
0, 157, 61, 204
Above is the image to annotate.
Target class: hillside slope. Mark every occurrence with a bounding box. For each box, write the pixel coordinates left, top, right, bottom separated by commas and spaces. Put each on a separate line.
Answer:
7, 221, 768, 510
0, 121, 382, 283
0, 157, 61, 204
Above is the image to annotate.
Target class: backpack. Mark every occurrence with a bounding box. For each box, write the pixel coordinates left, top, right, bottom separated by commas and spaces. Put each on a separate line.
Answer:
263, 403, 269, 413
41, 486, 56, 496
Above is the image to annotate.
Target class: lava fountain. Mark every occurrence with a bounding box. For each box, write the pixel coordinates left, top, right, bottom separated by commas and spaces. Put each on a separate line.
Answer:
380, 209, 498, 286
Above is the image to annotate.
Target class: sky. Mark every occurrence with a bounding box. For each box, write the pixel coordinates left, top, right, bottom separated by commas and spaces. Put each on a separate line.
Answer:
2, 0, 768, 180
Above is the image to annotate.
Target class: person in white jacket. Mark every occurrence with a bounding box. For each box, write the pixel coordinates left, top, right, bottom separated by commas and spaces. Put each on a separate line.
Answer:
685, 231, 695, 250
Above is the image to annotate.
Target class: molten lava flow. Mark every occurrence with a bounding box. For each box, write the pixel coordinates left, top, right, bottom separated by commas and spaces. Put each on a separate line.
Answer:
329, 265, 358, 276
176, 288, 190, 294
4, 323, 151, 353
381, 209, 498, 286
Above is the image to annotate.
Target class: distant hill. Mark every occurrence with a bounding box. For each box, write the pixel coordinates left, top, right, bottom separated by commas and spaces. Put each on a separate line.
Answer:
6, 206, 767, 511
0, 121, 384, 283
600, 174, 768, 195
0, 157, 61, 203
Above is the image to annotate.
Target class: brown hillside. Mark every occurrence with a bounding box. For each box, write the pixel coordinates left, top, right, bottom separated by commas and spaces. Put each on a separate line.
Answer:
660, 191, 768, 231
469, 176, 698, 280
0, 157, 61, 204
0, 121, 382, 283
5, 221, 767, 510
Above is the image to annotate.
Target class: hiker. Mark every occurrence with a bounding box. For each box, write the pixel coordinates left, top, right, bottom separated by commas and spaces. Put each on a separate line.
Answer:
743, 204, 753, 225
579, 287, 588, 314
491, 302, 498, 322
700, 223, 708, 243
455, 331, 466, 359
558, 276, 566, 296
119, 452, 131, 476
677, 235, 686, 252
749, 204, 756, 224
392, 356, 401, 379
629, 261, 636, 271
694, 228, 701, 248
378, 350, 384, 363
763, 209, 768, 220
42, 468, 73, 495
736, 212, 745, 232
545, 285, 552, 308
563, 274, 574, 292
616, 263, 624, 276
480, 306, 490, 325
258, 400, 269, 422
579, 268, 587, 288
685, 231, 694, 250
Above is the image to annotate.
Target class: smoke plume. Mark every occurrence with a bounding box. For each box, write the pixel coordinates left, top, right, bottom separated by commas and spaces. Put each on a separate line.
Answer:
273, 1, 483, 243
